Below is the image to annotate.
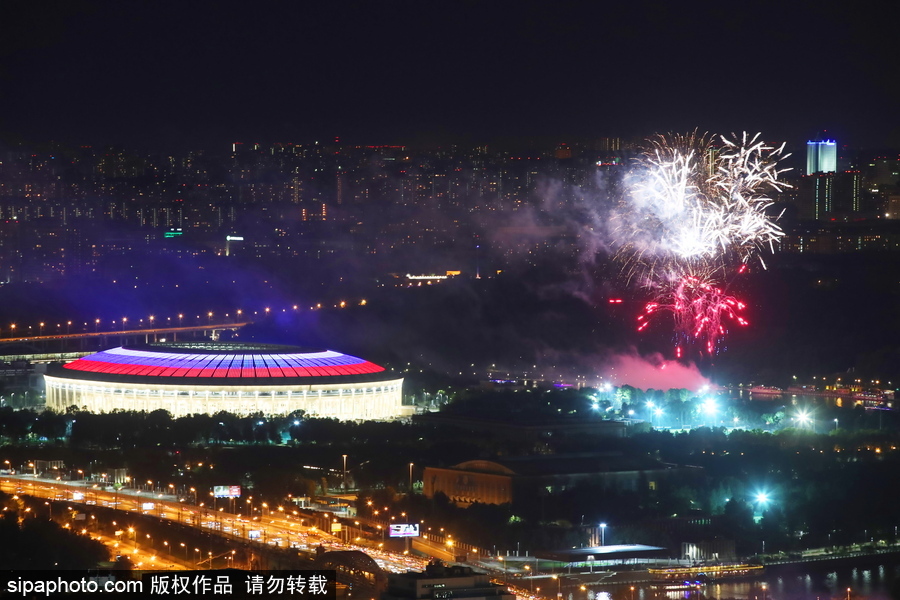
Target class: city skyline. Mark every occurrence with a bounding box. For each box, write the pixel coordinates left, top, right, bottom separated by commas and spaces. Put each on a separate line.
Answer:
1, 128, 900, 386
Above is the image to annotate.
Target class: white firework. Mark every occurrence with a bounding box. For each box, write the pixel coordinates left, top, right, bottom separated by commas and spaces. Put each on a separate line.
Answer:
618, 131, 790, 288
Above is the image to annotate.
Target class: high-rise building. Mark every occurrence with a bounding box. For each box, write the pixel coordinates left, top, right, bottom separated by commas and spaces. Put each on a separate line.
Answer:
833, 170, 863, 214
807, 139, 837, 174
799, 170, 866, 221
798, 173, 833, 220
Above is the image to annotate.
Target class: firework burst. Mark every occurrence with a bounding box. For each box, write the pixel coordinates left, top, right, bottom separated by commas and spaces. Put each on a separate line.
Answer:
636, 273, 749, 356
616, 131, 789, 355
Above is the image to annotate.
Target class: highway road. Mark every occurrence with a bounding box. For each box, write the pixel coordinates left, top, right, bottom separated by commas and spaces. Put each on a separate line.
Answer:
0, 475, 427, 574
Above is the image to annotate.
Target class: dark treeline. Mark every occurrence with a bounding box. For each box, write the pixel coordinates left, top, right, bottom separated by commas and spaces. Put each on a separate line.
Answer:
0, 492, 109, 569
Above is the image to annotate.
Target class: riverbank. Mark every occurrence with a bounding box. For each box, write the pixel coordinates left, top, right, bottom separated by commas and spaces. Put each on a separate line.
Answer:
489, 545, 900, 593
763, 546, 900, 570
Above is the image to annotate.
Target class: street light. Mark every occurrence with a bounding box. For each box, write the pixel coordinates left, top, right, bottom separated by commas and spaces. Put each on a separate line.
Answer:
702, 398, 717, 426
342, 454, 348, 491
409, 462, 414, 493
796, 409, 813, 432
599, 522, 607, 546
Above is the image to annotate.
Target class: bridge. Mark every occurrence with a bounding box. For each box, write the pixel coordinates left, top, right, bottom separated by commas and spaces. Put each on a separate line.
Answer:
314, 550, 388, 592
0, 322, 253, 355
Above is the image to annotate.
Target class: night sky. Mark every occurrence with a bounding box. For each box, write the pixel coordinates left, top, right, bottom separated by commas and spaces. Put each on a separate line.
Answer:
1, 0, 898, 151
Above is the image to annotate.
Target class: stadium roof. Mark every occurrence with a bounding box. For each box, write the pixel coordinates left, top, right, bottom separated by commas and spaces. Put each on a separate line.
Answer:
50, 343, 396, 386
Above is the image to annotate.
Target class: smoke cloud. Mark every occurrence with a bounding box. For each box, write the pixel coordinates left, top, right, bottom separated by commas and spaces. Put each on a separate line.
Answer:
601, 350, 710, 391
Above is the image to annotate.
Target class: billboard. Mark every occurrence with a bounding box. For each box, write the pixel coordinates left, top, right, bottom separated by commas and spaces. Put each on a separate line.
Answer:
248, 530, 261, 539
389, 523, 420, 538
141, 502, 155, 511
213, 485, 241, 498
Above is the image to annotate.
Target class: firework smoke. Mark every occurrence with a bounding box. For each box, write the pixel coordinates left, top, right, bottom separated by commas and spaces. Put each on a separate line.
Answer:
602, 350, 710, 390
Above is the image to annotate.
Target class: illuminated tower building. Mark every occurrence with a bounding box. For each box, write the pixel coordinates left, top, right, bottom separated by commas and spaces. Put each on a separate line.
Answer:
806, 139, 837, 175
801, 137, 838, 220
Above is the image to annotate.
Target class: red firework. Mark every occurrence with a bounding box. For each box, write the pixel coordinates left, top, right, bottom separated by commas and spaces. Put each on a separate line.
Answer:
637, 273, 748, 355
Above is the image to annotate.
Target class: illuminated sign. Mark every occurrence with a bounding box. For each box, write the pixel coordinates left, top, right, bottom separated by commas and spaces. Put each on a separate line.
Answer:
389, 523, 420, 538
226, 236, 244, 241
141, 502, 155, 511
213, 485, 241, 498
248, 530, 261, 539
72, 492, 84, 501
164, 228, 183, 238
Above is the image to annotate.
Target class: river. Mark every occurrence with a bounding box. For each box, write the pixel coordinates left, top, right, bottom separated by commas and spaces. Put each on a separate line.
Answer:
567, 561, 900, 600
654, 562, 900, 600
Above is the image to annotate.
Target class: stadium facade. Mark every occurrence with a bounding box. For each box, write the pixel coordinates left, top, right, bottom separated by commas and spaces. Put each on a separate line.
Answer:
44, 343, 409, 420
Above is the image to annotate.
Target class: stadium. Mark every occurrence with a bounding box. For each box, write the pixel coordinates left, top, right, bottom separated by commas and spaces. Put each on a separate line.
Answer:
43, 342, 409, 420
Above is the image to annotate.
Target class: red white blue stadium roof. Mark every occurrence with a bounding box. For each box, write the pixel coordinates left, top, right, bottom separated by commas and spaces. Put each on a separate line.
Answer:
55, 344, 392, 384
